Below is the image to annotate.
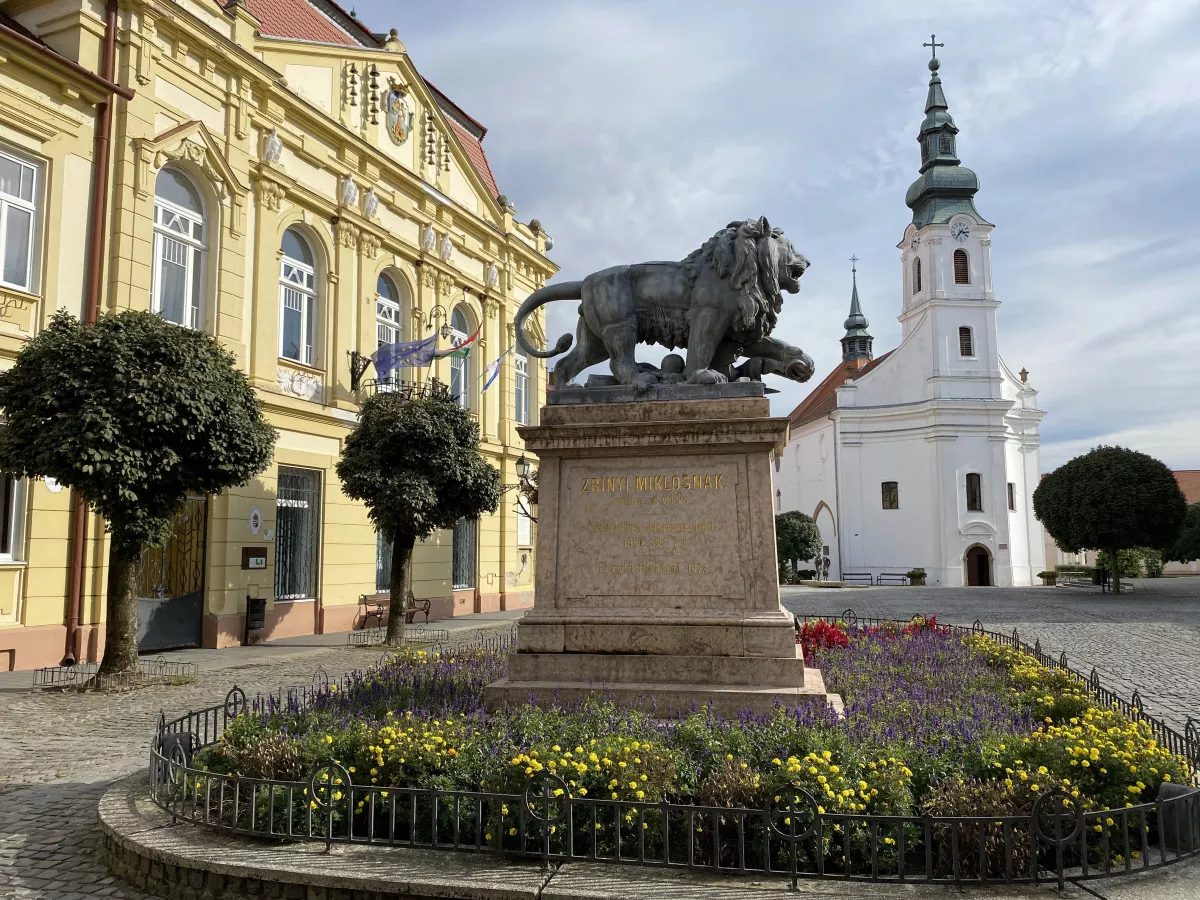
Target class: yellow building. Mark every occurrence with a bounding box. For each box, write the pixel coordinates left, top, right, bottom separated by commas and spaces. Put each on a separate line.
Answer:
0, 0, 556, 670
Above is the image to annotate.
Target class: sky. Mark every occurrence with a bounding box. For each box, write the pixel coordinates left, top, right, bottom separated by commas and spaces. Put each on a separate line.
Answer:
357, 0, 1200, 472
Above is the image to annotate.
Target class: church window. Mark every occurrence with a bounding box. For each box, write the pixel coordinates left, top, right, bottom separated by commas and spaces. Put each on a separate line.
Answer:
912, 258, 922, 293
954, 248, 970, 284
1008, 482, 1016, 511
939, 133, 953, 154
881, 481, 899, 510
958, 326, 974, 358
966, 473, 983, 512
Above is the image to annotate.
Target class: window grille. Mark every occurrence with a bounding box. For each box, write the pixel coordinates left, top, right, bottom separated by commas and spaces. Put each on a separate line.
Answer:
966, 473, 983, 512
881, 481, 899, 510
954, 248, 970, 284
912, 258, 922, 293
275, 468, 322, 600
452, 517, 476, 589
959, 326, 974, 357
376, 531, 392, 592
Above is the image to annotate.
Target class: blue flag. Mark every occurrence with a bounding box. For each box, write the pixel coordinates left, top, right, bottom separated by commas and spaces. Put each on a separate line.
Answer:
372, 334, 437, 380
482, 346, 512, 393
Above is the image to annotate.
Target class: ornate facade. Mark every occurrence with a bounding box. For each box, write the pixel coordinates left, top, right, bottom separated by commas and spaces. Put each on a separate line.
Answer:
0, 0, 556, 669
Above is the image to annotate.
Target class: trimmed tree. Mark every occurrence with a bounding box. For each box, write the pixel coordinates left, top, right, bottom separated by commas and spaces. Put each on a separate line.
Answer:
775, 510, 823, 581
1164, 502, 1200, 564
1033, 446, 1187, 595
337, 390, 501, 644
0, 310, 276, 674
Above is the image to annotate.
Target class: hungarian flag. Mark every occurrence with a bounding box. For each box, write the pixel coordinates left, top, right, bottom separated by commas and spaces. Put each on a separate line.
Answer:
435, 326, 480, 360
482, 346, 512, 393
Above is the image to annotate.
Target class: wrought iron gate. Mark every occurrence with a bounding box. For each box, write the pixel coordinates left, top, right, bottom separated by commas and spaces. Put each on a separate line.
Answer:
137, 495, 207, 652
275, 467, 322, 600
451, 518, 476, 590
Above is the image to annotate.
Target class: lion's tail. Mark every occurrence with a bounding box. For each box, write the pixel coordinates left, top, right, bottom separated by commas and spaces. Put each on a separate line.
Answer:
514, 281, 582, 359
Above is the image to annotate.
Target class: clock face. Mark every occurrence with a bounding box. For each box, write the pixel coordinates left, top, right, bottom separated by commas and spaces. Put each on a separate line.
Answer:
951, 220, 971, 243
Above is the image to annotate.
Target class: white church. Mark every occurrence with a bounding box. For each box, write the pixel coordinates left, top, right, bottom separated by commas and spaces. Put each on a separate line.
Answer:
776, 50, 1046, 587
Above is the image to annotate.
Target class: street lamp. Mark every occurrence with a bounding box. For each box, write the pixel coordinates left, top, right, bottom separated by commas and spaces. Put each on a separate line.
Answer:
516, 455, 531, 479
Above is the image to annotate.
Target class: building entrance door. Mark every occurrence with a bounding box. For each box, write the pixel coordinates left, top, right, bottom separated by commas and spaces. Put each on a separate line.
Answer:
137, 496, 207, 652
965, 546, 991, 586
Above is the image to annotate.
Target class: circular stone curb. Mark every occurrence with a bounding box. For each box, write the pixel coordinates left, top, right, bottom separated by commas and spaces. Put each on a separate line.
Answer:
98, 775, 1198, 900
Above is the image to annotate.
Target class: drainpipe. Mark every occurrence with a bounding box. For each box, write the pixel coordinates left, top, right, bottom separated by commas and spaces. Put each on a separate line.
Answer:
64, 0, 120, 665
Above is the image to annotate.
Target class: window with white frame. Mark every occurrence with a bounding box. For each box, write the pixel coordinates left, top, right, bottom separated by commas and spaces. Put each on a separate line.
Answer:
514, 349, 530, 425
449, 306, 470, 410
279, 228, 317, 366
0, 474, 24, 560
151, 168, 205, 328
376, 273, 403, 384
0, 149, 40, 293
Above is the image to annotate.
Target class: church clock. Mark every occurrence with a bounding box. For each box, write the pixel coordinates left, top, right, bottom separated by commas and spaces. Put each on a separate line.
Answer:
951, 220, 971, 243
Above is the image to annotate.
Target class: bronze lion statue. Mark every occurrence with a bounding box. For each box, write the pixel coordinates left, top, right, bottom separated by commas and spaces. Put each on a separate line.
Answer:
514, 216, 815, 388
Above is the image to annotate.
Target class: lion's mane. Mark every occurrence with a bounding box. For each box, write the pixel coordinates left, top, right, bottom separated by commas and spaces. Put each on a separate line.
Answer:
683, 219, 783, 342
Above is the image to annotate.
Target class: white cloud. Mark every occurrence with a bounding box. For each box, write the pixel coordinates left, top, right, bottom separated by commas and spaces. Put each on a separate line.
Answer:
362, 0, 1200, 468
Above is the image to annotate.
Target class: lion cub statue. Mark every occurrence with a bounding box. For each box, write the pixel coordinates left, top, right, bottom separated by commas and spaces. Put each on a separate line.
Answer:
514, 216, 815, 389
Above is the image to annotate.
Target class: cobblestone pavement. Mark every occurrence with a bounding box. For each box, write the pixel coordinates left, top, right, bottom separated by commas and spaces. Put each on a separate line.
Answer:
0, 616, 518, 900
782, 577, 1200, 729
3, 585, 1199, 900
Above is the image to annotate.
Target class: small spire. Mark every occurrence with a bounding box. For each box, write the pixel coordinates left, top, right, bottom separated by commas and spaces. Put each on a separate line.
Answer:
841, 255, 873, 364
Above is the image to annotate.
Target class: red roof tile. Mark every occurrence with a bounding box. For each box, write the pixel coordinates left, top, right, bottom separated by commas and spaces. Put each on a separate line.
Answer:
787, 352, 893, 430
444, 116, 499, 199
235, 0, 360, 47
1176, 470, 1200, 504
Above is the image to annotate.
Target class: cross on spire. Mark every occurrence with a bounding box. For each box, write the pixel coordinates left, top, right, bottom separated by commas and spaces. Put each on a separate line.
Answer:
923, 34, 944, 61
849, 254, 858, 283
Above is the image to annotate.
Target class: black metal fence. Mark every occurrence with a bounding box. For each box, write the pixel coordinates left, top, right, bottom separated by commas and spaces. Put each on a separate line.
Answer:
35, 656, 197, 690
148, 616, 1200, 888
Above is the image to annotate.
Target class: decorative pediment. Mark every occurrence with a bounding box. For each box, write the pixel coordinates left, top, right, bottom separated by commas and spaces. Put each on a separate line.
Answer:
133, 121, 249, 236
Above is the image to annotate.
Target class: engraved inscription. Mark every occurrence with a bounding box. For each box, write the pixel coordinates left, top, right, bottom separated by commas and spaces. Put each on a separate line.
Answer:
563, 461, 740, 599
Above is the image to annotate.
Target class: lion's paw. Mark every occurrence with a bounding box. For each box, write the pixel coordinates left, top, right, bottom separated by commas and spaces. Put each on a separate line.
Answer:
688, 369, 728, 385
632, 372, 659, 391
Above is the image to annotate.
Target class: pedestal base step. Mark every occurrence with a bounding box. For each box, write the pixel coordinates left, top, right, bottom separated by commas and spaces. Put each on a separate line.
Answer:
483, 678, 843, 720
507, 651, 814, 689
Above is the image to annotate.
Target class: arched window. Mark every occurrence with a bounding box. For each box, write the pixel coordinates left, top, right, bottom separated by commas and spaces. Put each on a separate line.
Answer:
954, 248, 970, 284
449, 306, 471, 410
514, 348, 530, 425
965, 472, 983, 512
279, 227, 317, 366
376, 273, 403, 385
152, 167, 205, 328
912, 257, 922, 294
958, 325, 974, 358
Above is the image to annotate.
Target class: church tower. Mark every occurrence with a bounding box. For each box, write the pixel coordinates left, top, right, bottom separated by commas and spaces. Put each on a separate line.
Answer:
898, 39, 999, 402
840, 256, 873, 366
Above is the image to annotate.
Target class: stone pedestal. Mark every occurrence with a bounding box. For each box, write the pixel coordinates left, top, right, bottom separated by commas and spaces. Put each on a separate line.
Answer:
484, 384, 843, 719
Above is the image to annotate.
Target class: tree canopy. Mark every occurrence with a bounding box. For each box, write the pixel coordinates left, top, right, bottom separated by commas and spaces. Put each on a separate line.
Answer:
776, 510, 823, 577
0, 310, 276, 671
1033, 446, 1186, 592
337, 390, 501, 642
1164, 502, 1200, 564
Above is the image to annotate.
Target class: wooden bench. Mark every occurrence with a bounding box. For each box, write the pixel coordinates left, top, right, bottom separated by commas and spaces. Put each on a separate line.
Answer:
842, 572, 874, 586
359, 593, 386, 629
404, 591, 432, 624
877, 573, 910, 586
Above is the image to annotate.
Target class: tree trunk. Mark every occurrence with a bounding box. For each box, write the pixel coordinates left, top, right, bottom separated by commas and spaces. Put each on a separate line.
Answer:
97, 543, 140, 676
385, 534, 416, 646
1110, 546, 1121, 596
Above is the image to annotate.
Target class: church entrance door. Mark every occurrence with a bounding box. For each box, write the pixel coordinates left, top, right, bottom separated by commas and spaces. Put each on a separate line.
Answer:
965, 546, 991, 586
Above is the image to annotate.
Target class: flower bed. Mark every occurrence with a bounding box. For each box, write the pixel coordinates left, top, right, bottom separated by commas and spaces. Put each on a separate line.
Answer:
193, 624, 1191, 826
